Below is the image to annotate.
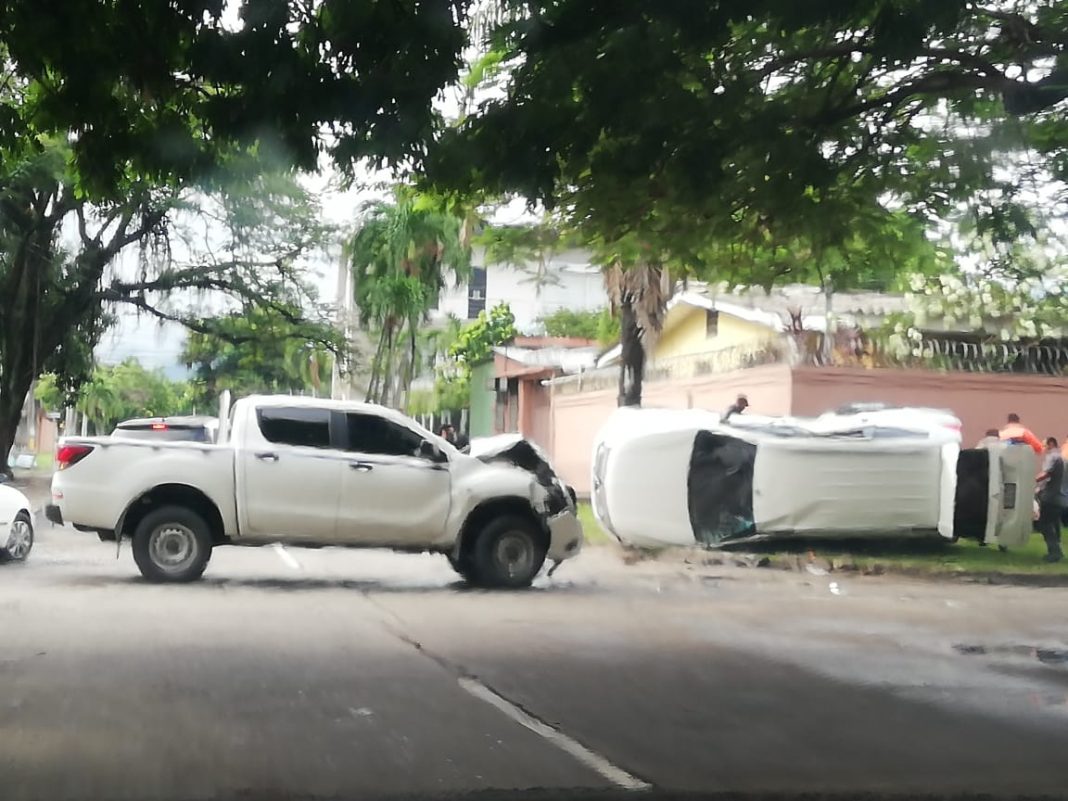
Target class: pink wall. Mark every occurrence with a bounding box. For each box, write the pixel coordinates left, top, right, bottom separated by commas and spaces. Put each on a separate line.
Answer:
792, 368, 1068, 447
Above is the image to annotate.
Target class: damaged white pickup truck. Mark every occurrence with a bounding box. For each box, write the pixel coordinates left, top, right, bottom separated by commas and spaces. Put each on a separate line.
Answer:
47, 396, 583, 587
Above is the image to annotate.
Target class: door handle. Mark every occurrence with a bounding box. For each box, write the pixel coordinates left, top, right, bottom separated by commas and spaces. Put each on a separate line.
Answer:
255, 452, 279, 462
350, 462, 373, 473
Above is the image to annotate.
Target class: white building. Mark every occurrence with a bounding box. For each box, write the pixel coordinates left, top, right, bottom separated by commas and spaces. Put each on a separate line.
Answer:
432, 247, 606, 331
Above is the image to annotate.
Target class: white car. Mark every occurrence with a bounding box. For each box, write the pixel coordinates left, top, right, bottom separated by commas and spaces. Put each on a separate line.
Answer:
49, 396, 583, 587
0, 482, 33, 562
591, 406, 1033, 550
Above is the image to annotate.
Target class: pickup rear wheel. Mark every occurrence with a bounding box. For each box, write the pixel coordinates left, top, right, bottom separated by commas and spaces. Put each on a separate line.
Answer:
469, 515, 547, 589
132, 505, 212, 583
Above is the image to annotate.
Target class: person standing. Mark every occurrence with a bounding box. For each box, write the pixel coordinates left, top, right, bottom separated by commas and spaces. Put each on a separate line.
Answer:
438, 423, 456, 445
1036, 437, 1065, 563
723, 394, 749, 421
1000, 413, 1043, 455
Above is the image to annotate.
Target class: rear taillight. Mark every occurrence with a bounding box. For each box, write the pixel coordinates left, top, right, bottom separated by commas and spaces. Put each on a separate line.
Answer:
56, 444, 94, 470
151, 423, 168, 430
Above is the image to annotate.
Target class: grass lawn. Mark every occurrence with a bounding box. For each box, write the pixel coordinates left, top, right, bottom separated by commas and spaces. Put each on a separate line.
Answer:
748, 531, 1068, 577
577, 502, 615, 546
577, 498, 1068, 577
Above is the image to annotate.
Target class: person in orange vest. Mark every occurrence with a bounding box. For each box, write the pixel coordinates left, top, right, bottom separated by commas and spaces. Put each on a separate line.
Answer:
999, 413, 1043, 455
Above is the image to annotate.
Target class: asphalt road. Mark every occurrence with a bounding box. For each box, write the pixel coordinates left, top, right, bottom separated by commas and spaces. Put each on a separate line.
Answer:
4, 511, 1068, 801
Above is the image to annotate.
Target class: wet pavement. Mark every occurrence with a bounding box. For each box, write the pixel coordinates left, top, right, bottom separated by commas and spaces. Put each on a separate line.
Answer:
3, 511, 1068, 800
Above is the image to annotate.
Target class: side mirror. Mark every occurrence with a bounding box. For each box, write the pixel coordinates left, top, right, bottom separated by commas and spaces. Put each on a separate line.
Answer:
419, 440, 447, 463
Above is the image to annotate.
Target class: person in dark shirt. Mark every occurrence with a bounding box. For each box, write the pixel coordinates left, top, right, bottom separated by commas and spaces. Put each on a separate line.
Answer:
1036, 437, 1065, 563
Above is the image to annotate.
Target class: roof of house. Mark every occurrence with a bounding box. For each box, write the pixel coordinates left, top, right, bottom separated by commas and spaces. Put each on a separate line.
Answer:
596, 284, 911, 367
493, 344, 600, 377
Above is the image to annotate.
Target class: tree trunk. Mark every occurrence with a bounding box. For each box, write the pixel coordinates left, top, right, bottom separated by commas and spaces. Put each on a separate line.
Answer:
0, 359, 34, 478
617, 298, 644, 407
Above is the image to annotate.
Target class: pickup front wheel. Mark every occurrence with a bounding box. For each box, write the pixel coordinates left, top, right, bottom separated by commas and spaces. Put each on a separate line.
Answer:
132, 506, 213, 583
469, 515, 547, 589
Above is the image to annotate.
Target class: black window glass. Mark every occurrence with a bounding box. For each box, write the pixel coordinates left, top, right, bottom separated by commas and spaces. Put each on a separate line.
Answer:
467, 267, 487, 318
347, 413, 424, 457
257, 407, 331, 448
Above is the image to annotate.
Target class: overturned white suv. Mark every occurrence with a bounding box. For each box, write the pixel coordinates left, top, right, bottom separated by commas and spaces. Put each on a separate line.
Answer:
48, 396, 583, 587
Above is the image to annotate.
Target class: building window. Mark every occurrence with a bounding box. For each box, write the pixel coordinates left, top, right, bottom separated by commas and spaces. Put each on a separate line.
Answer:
706, 309, 719, 337
468, 267, 487, 319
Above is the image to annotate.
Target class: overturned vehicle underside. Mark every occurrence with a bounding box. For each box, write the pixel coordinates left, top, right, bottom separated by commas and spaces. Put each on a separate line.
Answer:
592, 408, 1036, 550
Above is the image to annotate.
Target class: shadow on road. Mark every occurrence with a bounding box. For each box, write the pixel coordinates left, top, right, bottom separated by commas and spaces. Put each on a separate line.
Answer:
53, 573, 619, 597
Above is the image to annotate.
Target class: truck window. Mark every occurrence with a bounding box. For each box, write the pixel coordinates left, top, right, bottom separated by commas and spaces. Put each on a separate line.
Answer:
346, 412, 423, 457
257, 407, 331, 448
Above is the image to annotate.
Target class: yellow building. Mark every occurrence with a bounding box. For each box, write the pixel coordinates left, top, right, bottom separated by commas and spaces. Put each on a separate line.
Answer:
597, 285, 911, 371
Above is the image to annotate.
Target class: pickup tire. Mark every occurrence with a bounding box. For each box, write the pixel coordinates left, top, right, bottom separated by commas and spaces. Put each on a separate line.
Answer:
132, 505, 213, 583
469, 515, 547, 589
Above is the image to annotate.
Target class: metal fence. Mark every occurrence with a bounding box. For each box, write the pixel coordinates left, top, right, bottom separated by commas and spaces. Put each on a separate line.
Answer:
552, 332, 1068, 395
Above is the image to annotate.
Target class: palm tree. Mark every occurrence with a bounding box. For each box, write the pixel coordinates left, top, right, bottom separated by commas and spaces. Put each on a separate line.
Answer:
346, 188, 472, 408
604, 261, 673, 407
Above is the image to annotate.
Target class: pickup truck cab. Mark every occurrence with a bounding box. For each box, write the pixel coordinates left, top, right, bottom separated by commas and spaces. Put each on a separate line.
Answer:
48, 396, 583, 587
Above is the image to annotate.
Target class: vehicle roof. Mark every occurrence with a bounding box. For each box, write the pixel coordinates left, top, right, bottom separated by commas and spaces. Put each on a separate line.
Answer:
115, 415, 217, 428
239, 395, 442, 438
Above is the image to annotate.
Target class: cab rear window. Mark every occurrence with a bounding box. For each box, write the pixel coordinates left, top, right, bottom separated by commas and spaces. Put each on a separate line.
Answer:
113, 427, 210, 442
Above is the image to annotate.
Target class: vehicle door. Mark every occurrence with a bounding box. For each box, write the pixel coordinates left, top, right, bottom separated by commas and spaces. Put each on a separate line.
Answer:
235, 405, 345, 541
335, 410, 452, 546
990, 442, 1038, 548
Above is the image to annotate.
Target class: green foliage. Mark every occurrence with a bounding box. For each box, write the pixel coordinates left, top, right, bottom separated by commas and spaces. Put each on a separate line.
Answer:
182, 307, 341, 408
37, 361, 194, 434
348, 187, 472, 407
448, 303, 518, 366
429, 1, 1067, 284
0, 1, 470, 193
537, 307, 619, 346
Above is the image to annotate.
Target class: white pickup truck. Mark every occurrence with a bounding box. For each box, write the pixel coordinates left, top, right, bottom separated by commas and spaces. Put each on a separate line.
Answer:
47, 396, 583, 587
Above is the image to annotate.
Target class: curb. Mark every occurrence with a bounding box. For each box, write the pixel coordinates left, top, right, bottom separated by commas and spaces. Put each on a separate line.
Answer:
620, 545, 1068, 588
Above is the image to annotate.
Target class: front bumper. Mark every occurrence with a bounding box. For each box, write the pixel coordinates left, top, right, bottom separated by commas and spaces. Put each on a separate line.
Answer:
546, 508, 584, 562
45, 504, 64, 525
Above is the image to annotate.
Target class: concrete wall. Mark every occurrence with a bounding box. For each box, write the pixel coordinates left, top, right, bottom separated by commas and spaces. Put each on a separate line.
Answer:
468, 361, 496, 438
791, 368, 1068, 447
655, 305, 777, 361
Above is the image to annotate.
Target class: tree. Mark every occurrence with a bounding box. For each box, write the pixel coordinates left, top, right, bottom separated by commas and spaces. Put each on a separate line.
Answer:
449, 302, 519, 366
182, 307, 341, 408
0, 1, 471, 194
536, 307, 618, 345
37, 361, 195, 434
347, 188, 472, 408
0, 127, 334, 473
426, 1, 1068, 402
433, 302, 518, 413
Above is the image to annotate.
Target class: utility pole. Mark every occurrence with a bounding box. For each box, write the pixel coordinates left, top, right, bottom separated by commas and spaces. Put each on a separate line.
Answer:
332, 251, 353, 400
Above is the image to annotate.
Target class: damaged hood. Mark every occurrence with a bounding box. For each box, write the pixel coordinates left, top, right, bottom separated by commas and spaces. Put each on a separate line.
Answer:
469, 434, 576, 513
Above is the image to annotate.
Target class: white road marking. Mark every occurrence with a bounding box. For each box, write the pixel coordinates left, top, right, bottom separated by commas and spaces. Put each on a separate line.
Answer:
458, 676, 650, 791
272, 543, 301, 570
